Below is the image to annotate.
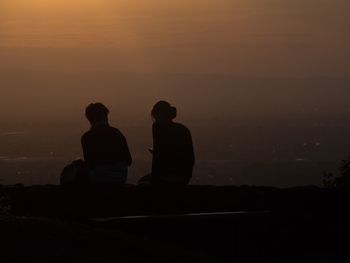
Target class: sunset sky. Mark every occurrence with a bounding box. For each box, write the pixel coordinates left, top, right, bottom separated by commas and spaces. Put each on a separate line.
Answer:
1, 0, 350, 121
1, 0, 350, 76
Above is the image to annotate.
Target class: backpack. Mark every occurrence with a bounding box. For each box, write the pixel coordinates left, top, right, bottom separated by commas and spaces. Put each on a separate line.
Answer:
60, 159, 89, 186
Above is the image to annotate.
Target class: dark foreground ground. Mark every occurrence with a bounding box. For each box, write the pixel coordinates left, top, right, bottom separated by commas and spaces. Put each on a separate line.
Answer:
0, 185, 350, 262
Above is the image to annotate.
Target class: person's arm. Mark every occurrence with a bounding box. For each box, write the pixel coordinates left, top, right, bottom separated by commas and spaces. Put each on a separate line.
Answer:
151, 123, 161, 173
186, 128, 195, 167
121, 135, 132, 166
152, 123, 161, 160
81, 134, 91, 165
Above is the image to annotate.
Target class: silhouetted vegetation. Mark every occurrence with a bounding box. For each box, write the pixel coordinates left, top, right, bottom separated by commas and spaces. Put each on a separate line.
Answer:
323, 156, 350, 188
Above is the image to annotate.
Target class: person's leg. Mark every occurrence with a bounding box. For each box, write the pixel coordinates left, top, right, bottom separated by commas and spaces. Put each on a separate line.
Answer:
138, 174, 153, 185
155, 170, 192, 186
76, 161, 90, 185
90, 165, 128, 184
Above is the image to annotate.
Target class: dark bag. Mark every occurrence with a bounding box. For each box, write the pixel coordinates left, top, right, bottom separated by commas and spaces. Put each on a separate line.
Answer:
60, 159, 89, 186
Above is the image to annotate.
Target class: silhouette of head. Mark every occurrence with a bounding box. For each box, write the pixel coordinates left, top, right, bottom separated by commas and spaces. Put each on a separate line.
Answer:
152, 101, 177, 122
85, 103, 110, 125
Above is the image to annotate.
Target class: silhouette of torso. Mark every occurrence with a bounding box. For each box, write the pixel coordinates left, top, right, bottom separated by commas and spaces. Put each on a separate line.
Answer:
82, 124, 132, 169
152, 121, 195, 182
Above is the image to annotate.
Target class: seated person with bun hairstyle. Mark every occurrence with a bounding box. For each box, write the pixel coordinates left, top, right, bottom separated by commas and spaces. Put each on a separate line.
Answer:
139, 101, 195, 185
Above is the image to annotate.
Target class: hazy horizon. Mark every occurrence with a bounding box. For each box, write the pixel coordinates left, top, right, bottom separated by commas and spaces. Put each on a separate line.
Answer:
1, 0, 350, 186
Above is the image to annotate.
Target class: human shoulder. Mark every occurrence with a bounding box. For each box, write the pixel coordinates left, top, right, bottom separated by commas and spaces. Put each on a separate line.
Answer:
81, 130, 93, 144
82, 130, 92, 139
109, 126, 126, 138
173, 122, 191, 133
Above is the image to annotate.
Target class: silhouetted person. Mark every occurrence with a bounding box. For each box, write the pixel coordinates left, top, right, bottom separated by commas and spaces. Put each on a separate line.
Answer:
81, 103, 132, 184
140, 101, 195, 185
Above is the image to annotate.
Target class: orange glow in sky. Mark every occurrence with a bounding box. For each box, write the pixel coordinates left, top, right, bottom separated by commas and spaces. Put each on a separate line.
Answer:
1, 0, 350, 76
